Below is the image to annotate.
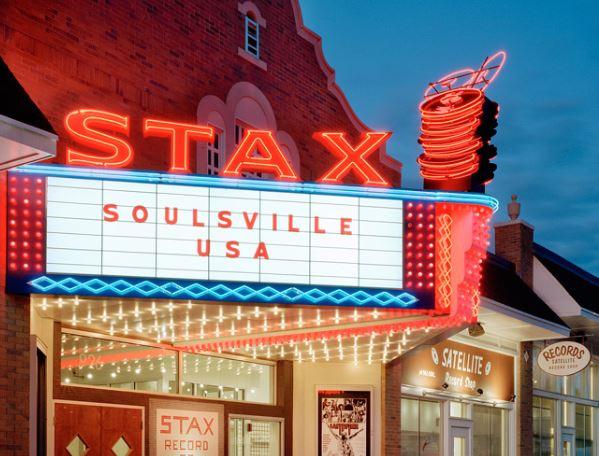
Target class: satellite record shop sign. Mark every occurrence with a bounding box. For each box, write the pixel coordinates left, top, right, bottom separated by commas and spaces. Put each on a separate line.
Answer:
6, 165, 496, 309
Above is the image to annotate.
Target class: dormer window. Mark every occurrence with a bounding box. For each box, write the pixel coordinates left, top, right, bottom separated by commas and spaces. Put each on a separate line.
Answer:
245, 14, 259, 58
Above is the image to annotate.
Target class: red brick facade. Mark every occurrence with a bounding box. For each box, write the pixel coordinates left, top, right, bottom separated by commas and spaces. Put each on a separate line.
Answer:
0, 0, 401, 184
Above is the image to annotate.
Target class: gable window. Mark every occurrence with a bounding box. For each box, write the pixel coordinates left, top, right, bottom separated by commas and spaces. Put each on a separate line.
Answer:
207, 128, 222, 176
244, 15, 259, 58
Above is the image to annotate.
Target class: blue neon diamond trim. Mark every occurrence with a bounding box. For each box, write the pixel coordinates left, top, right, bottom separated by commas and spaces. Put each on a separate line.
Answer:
27, 275, 421, 308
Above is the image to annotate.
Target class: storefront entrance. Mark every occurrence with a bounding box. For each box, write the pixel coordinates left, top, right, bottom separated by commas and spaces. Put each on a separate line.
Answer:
449, 425, 470, 456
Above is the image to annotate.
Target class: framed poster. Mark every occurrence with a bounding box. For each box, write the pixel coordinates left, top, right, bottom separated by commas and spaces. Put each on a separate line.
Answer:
318, 390, 370, 456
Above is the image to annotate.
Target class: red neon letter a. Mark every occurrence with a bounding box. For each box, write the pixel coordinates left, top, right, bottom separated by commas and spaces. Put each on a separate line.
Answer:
144, 119, 214, 173
314, 132, 392, 186
221, 130, 299, 181
65, 109, 133, 168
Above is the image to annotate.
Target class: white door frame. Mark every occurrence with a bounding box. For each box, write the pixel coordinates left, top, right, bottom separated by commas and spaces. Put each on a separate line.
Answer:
448, 422, 471, 456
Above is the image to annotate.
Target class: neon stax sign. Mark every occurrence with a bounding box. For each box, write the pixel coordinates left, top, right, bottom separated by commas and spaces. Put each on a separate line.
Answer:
64, 109, 393, 186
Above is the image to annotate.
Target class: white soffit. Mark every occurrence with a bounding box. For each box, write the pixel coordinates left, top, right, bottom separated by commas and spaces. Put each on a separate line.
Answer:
0, 113, 57, 170
476, 297, 569, 343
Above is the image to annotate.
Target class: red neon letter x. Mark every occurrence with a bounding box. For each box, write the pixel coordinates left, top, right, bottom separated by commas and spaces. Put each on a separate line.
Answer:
314, 132, 392, 186
144, 119, 214, 173
221, 130, 299, 181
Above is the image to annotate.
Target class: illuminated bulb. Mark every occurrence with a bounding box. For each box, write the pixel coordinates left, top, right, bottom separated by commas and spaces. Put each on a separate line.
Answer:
254, 306, 260, 318
168, 301, 174, 313
230, 321, 236, 336
71, 312, 77, 326
353, 309, 359, 322
263, 316, 268, 332
111, 372, 117, 378
118, 303, 123, 320
218, 306, 224, 323
187, 300, 192, 310
64, 377, 71, 384
280, 314, 286, 330
86, 373, 93, 380
236, 306, 242, 320
334, 309, 340, 324
246, 319, 252, 334
151, 302, 156, 315
58, 297, 63, 309
316, 309, 322, 326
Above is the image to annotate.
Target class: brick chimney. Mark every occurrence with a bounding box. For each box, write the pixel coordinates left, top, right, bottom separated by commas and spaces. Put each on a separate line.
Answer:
494, 195, 534, 287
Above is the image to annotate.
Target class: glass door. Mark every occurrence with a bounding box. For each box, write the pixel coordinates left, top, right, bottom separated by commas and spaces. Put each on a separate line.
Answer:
561, 432, 574, 456
228, 417, 282, 456
450, 426, 471, 456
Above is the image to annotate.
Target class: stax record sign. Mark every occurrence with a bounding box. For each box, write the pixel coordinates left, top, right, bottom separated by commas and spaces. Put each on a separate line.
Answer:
63, 109, 394, 186
537, 341, 591, 377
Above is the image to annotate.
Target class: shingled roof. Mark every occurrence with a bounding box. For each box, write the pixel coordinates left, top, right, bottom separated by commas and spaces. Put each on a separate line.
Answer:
0, 57, 55, 134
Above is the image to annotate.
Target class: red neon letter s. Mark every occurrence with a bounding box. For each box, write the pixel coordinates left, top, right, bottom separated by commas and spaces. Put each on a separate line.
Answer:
64, 109, 133, 168
221, 130, 299, 181
313, 132, 392, 186
143, 119, 214, 173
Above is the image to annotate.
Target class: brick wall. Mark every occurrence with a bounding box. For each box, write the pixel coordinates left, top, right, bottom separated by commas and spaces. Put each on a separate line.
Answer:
495, 220, 534, 286
382, 357, 402, 455
0, 293, 31, 455
0, 0, 401, 185
517, 341, 533, 456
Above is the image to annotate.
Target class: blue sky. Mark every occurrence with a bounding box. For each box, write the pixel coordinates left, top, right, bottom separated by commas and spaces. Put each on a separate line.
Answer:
301, 0, 599, 275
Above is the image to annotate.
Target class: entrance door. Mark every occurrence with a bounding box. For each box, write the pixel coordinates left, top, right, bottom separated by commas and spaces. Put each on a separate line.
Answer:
228, 417, 282, 456
450, 426, 471, 456
562, 432, 575, 456
55, 402, 143, 455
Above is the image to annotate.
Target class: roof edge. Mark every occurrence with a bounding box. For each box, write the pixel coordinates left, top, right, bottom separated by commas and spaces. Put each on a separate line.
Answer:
289, 0, 402, 174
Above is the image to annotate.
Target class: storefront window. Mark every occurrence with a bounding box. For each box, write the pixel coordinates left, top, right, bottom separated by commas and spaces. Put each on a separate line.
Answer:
229, 417, 281, 456
181, 353, 273, 404
60, 332, 177, 393
472, 404, 508, 456
60, 332, 275, 404
533, 396, 556, 456
400, 398, 440, 455
533, 344, 563, 394
450, 401, 469, 419
575, 404, 594, 455
563, 401, 574, 427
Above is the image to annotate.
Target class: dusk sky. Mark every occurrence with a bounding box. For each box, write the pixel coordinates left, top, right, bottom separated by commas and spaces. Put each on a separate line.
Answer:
301, 0, 599, 275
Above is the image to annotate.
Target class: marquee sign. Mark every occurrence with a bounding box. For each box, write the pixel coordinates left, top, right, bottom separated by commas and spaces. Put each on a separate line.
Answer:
6, 164, 496, 312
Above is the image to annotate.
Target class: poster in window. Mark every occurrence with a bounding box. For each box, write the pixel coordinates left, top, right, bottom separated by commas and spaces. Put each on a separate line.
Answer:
318, 390, 370, 456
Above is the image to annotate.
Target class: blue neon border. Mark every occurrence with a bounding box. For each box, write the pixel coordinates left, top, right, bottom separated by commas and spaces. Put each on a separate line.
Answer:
11, 164, 499, 211
8, 164, 496, 307
7, 274, 430, 309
